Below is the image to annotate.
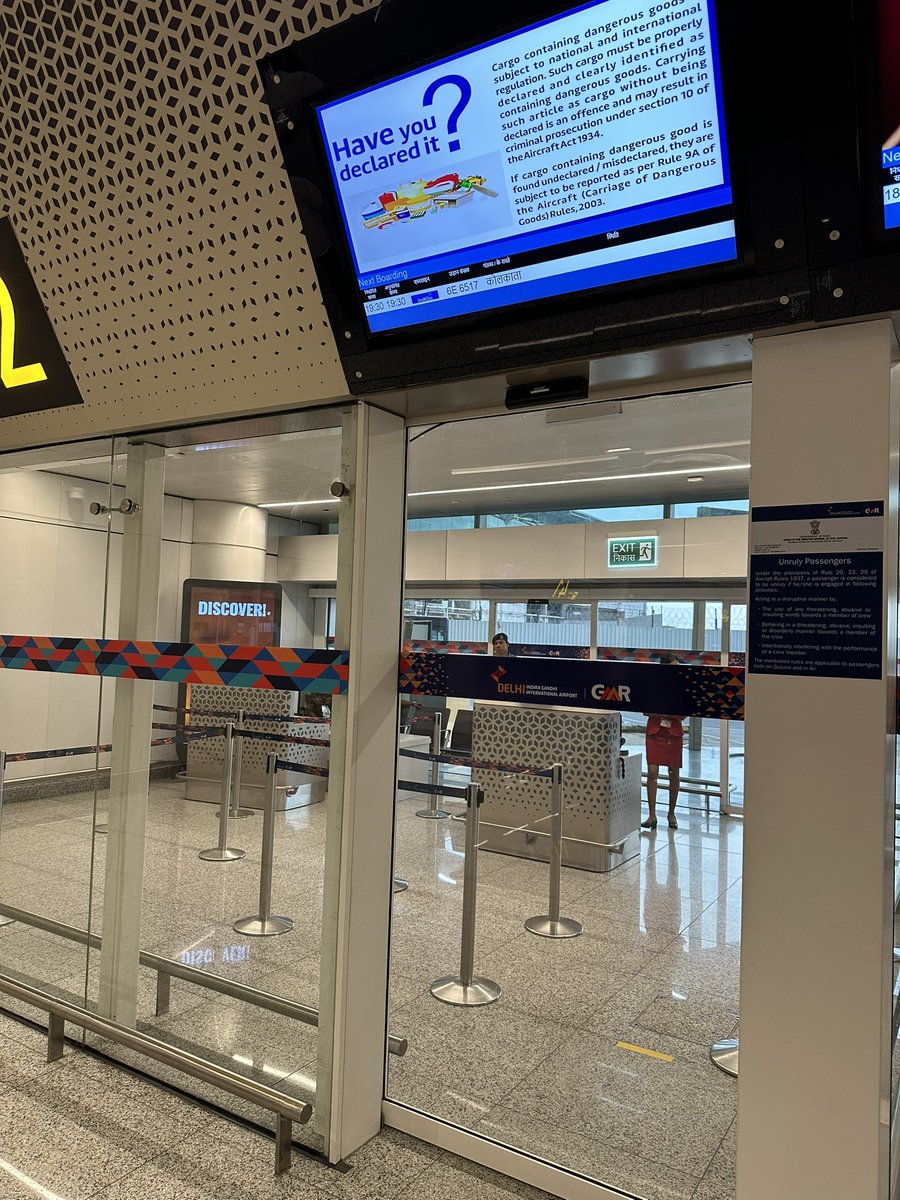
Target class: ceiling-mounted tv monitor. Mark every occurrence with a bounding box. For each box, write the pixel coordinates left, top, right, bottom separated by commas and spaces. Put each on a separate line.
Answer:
876, 0, 900, 231
313, 0, 736, 336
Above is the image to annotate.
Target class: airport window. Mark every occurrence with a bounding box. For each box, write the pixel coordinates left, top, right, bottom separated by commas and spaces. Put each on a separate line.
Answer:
671, 498, 749, 518
407, 515, 476, 531
482, 504, 665, 527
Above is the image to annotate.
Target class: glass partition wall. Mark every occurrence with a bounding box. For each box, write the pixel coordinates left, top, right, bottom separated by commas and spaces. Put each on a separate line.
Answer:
387, 393, 747, 1200
0, 409, 352, 1153
0, 435, 124, 1016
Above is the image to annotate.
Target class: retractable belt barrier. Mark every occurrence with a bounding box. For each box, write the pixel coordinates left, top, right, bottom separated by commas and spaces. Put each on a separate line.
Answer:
233, 753, 293, 938
397, 778, 469, 801
152, 703, 327, 725
273, 757, 330, 779
398, 745, 553, 778
430, 784, 501, 1008
5, 727, 222, 763
237, 728, 331, 748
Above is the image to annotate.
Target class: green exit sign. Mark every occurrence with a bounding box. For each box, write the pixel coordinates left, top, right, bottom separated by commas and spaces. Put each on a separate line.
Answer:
608, 535, 658, 568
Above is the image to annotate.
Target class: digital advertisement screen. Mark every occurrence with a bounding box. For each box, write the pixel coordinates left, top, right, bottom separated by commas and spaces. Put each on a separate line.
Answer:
182, 580, 283, 646
879, 0, 900, 230
315, 0, 735, 334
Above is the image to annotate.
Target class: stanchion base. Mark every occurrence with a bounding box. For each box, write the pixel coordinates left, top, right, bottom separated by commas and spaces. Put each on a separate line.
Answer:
450, 812, 466, 823
0, 917, 14, 928
198, 847, 246, 862
228, 808, 255, 820
710, 1038, 739, 1077
415, 808, 451, 820
524, 914, 584, 938
233, 914, 294, 936
94, 823, 109, 834
393, 877, 409, 893
430, 975, 501, 1007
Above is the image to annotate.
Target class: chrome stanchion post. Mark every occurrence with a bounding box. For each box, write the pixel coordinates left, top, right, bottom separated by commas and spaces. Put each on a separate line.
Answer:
229, 710, 254, 819
392, 877, 409, 893
710, 1037, 739, 1077
0, 752, 12, 927
233, 753, 293, 936
430, 784, 501, 1006
417, 712, 450, 819
198, 723, 245, 862
525, 764, 583, 938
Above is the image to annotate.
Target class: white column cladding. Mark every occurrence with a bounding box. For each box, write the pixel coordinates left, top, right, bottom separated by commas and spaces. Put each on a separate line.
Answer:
317, 403, 407, 1161
190, 500, 268, 580
97, 442, 166, 1026
738, 322, 898, 1200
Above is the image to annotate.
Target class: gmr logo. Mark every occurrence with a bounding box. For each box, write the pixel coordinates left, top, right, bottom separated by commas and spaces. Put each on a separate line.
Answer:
591, 683, 631, 702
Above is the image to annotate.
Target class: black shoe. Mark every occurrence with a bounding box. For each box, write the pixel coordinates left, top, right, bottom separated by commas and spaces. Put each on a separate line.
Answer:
668, 814, 678, 829
641, 818, 658, 830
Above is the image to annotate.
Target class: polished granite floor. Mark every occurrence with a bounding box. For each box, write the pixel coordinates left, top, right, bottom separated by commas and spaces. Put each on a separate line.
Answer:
0, 772, 741, 1200
0, 1009, 565, 1200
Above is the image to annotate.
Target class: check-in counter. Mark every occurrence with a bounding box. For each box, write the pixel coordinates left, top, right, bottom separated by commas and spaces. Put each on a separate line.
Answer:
184, 682, 433, 810
472, 701, 642, 872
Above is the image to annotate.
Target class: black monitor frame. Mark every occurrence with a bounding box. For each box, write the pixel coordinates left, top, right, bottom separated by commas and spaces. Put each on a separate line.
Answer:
260, 0, 897, 392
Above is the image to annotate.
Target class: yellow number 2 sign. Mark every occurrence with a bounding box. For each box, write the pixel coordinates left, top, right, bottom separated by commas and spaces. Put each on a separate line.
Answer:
0, 215, 82, 417
0, 273, 47, 388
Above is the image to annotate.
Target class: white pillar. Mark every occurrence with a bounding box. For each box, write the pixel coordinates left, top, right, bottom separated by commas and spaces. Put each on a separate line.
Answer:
738, 322, 898, 1199
98, 442, 166, 1026
317, 403, 406, 1161
190, 500, 267, 580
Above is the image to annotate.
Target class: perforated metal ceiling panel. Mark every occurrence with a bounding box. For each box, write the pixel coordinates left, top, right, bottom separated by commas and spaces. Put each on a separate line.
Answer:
0, 0, 373, 450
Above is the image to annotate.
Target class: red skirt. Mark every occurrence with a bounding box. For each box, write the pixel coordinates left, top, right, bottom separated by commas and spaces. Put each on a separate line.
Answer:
646, 724, 684, 768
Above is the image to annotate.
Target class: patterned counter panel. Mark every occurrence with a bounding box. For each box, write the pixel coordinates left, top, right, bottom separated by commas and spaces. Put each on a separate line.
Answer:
186, 685, 327, 810
472, 702, 641, 872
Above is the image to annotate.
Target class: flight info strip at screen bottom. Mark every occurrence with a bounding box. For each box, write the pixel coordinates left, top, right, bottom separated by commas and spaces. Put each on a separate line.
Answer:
363, 217, 737, 331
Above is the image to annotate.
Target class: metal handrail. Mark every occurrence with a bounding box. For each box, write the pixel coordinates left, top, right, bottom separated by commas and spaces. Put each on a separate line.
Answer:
0, 971, 310, 1174
473, 816, 627, 854
0, 902, 408, 1057
640, 770, 729, 796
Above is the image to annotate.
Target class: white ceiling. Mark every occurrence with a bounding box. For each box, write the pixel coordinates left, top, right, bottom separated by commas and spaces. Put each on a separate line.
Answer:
406, 385, 750, 516
0, 383, 750, 523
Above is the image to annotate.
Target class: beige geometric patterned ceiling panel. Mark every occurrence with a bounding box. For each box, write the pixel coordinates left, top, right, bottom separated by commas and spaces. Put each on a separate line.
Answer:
0, 0, 373, 451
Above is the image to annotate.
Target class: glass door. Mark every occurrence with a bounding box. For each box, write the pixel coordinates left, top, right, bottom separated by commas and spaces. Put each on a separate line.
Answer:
0, 435, 123, 1019
0, 410, 356, 1155
388, 394, 747, 1200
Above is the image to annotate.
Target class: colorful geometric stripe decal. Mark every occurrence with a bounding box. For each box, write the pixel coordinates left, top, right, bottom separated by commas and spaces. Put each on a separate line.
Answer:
403, 640, 488, 655
596, 646, 744, 667
0, 636, 348, 693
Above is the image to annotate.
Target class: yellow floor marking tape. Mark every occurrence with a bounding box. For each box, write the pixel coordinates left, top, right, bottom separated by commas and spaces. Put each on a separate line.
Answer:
616, 1041, 675, 1063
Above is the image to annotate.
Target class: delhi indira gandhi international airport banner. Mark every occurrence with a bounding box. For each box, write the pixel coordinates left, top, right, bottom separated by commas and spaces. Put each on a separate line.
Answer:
399, 652, 744, 720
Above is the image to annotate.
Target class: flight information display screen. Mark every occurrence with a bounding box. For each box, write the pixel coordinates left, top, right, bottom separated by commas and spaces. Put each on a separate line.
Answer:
878, 0, 900, 230
315, 0, 736, 334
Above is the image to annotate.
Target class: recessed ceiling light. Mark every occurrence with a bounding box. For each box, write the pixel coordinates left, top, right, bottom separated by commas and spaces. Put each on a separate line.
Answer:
607, 446, 632, 453
259, 499, 335, 507
409, 462, 750, 499
451, 454, 616, 476
687, 476, 705, 483
644, 440, 750, 455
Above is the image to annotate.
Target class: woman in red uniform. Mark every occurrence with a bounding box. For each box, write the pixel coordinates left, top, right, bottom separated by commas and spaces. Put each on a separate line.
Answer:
641, 652, 683, 831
